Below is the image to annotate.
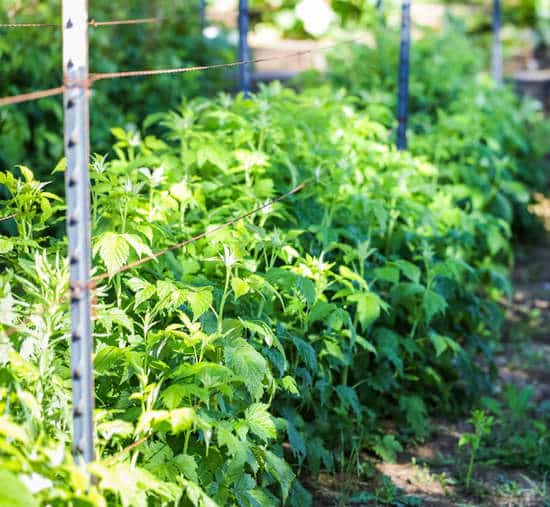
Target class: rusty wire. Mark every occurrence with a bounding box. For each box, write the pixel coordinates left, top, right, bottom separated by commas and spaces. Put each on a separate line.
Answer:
0, 213, 17, 223
0, 38, 365, 107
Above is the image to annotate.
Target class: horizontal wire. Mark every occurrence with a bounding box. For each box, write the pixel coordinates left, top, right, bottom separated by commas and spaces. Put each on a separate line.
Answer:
0, 38, 364, 107
0, 86, 65, 107
90, 181, 308, 283
89, 39, 362, 82
88, 17, 161, 27
0, 213, 17, 223
0, 22, 57, 28
0, 17, 162, 29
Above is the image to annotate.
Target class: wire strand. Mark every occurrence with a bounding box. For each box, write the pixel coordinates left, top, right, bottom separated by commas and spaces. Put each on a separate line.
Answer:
89, 39, 362, 83
91, 181, 307, 283
0, 17, 162, 29
0, 39, 364, 107
88, 17, 161, 27
0, 213, 17, 223
0, 22, 57, 28
0, 86, 64, 107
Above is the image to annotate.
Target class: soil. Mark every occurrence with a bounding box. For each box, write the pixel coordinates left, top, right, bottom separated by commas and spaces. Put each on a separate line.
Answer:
305, 195, 550, 507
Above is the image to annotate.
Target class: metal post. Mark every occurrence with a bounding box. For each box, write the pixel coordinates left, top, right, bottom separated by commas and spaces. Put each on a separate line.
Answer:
62, 0, 95, 463
396, 0, 411, 151
492, 0, 502, 84
200, 0, 206, 35
238, 0, 251, 96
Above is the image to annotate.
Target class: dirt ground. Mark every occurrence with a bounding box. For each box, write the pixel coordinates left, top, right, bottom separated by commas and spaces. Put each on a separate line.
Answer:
305, 195, 550, 507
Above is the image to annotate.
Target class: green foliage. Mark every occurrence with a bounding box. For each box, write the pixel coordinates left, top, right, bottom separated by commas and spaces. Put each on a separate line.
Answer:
458, 409, 494, 489
478, 386, 550, 470
304, 24, 550, 234
0, 26, 547, 502
0, 0, 234, 179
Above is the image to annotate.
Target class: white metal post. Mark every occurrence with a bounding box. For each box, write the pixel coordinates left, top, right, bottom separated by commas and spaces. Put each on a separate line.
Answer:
62, 0, 95, 463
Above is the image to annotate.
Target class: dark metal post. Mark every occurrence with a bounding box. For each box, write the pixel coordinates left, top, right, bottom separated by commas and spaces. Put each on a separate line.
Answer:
62, 0, 95, 463
396, 0, 411, 150
200, 0, 206, 35
238, 0, 251, 96
492, 0, 502, 84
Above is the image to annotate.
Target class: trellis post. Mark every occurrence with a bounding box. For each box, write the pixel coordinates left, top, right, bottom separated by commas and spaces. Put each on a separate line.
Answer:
62, 0, 95, 463
238, 0, 251, 96
199, 0, 206, 35
396, 0, 411, 150
492, 0, 503, 84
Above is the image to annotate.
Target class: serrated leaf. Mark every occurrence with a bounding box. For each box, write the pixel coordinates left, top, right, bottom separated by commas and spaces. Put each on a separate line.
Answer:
423, 290, 447, 323
96, 232, 130, 276
399, 395, 428, 437
160, 384, 187, 410
231, 277, 250, 299
280, 375, 300, 395
373, 434, 403, 463
295, 276, 316, 306
224, 338, 268, 401
264, 450, 295, 502
394, 260, 421, 283
349, 292, 381, 329
186, 288, 213, 320
122, 233, 154, 258
245, 403, 277, 442
99, 306, 134, 333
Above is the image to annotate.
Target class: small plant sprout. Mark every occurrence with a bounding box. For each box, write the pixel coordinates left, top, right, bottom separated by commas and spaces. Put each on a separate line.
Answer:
459, 409, 495, 490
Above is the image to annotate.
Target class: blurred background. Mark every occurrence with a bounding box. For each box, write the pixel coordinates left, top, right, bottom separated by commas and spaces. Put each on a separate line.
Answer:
1, 0, 549, 179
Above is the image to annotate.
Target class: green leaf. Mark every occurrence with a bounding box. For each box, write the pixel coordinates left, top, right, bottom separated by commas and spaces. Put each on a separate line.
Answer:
160, 384, 187, 410
0, 470, 38, 507
186, 288, 213, 320
399, 395, 428, 437
422, 290, 447, 323
429, 333, 461, 357
231, 277, 250, 299
182, 479, 219, 507
96, 232, 130, 276
394, 260, 421, 283
97, 420, 134, 440
224, 338, 269, 401
175, 455, 199, 483
264, 450, 295, 503
372, 434, 403, 463
349, 292, 382, 329
122, 233, 154, 258
0, 238, 14, 254
373, 266, 399, 284
245, 403, 277, 442
296, 277, 316, 306
170, 408, 195, 434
